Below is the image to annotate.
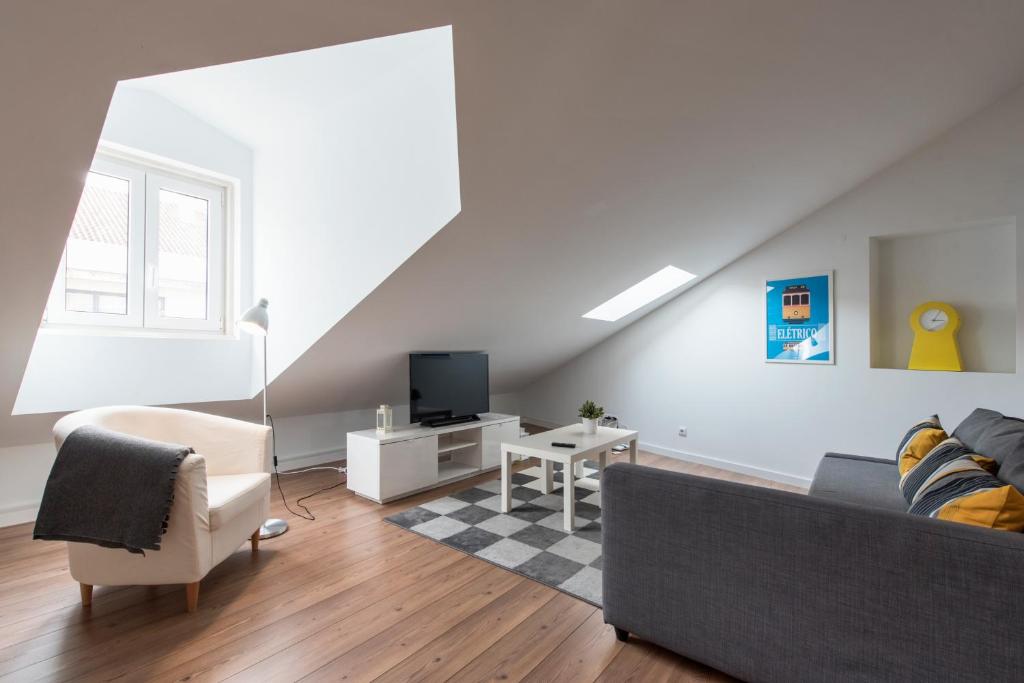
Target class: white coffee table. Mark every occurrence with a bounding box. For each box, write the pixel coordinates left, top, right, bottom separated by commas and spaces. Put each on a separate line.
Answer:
500, 424, 638, 531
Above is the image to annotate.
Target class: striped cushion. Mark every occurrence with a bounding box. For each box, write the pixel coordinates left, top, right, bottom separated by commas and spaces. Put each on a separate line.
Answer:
896, 415, 947, 478
908, 455, 1024, 531
908, 453, 996, 505
899, 437, 969, 503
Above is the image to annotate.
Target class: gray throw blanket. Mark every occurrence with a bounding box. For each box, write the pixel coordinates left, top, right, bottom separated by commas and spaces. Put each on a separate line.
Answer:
33, 425, 193, 554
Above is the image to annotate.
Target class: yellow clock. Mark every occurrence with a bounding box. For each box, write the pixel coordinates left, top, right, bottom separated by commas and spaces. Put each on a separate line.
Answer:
908, 301, 962, 371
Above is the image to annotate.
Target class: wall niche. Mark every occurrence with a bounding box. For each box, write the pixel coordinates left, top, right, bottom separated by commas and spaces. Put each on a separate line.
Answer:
869, 219, 1017, 374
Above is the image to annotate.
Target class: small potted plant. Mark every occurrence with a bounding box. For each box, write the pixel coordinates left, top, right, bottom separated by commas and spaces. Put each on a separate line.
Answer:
578, 400, 605, 435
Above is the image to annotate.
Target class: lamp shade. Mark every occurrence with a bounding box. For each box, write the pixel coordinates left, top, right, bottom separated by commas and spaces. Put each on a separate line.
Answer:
238, 298, 269, 335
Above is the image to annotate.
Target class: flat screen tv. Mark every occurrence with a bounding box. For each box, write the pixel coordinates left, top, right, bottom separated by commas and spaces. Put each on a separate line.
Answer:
409, 352, 489, 427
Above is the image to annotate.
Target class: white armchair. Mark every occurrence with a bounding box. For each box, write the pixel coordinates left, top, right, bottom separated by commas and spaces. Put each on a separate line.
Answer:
52, 406, 272, 612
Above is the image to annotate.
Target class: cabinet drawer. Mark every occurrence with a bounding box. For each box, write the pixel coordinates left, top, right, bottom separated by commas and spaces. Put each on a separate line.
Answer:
378, 436, 438, 500
481, 420, 524, 469
499, 420, 520, 443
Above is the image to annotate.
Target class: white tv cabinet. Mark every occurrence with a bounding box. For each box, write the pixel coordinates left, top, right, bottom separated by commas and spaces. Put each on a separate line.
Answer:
346, 413, 521, 503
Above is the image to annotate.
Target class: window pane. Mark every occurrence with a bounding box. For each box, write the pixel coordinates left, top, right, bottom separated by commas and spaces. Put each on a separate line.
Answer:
157, 189, 209, 320
65, 172, 130, 314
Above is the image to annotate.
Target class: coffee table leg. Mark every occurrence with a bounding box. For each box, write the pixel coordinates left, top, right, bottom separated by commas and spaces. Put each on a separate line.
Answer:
599, 450, 607, 476
629, 438, 637, 465
563, 462, 576, 531
501, 449, 513, 513
541, 459, 554, 494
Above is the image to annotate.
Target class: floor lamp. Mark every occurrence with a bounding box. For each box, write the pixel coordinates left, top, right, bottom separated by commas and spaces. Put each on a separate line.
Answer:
239, 298, 289, 539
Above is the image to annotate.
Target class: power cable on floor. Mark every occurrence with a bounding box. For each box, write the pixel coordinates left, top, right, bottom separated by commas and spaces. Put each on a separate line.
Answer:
267, 414, 346, 521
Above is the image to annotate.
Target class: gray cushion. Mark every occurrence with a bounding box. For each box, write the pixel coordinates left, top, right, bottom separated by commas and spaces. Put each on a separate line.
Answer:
808, 452, 907, 512
953, 408, 1024, 492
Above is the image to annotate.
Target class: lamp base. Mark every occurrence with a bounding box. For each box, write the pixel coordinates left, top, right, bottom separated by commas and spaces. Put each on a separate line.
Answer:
259, 518, 289, 539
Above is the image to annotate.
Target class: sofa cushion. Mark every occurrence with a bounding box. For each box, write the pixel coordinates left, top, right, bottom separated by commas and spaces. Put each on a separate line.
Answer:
898, 437, 973, 504
809, 453, 907, 512
908, 453, 1024, 531
896, 415, 947, 477
207, 473, 270, 531
953, 408, 1024, 493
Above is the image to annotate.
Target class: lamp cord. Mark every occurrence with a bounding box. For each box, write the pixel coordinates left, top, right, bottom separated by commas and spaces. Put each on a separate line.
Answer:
267, 414, 346, 521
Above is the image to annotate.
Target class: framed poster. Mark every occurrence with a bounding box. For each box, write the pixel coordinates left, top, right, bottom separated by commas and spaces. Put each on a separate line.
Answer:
765, 271, 834, 364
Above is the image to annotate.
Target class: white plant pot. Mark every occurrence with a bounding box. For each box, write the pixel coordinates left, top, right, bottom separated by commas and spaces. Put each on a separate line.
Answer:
581, 418, 598, 435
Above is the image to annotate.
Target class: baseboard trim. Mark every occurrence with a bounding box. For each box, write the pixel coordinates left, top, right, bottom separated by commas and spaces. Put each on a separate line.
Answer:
0, 501, 40, 528
277, 447, 346, 472
639, 441, 811, 488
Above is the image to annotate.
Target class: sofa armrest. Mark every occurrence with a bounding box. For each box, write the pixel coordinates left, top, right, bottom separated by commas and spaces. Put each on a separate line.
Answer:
820, 451, 896, 465
602, 462, 1024, 682
67, 453, 213, 586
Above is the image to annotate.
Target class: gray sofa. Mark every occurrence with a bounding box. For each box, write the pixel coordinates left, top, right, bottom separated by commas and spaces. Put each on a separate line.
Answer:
602, 408, 1024, 682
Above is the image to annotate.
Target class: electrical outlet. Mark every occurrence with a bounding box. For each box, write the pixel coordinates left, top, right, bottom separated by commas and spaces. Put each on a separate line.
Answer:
678, 426, 687, 437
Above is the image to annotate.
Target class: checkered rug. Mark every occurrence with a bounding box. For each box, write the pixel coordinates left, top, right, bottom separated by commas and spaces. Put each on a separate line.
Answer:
385, 461, 604, 606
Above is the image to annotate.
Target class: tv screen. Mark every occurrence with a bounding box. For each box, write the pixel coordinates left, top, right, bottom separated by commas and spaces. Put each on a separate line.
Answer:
409, 352, 489, 424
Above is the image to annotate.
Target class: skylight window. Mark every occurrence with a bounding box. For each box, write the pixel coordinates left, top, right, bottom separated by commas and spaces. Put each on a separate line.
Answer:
582, 266, 697, 321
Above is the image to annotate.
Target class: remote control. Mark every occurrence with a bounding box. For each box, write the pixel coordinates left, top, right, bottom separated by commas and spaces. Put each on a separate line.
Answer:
551, 441, 576, 448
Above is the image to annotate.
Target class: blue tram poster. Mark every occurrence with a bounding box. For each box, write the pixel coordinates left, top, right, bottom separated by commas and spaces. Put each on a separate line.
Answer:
765, 272, 834, 364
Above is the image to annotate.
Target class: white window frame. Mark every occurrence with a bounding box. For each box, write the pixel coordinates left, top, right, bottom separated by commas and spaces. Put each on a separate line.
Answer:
144, 171, 225, 332
47, 157, 146, 328
46, 147, 233, 335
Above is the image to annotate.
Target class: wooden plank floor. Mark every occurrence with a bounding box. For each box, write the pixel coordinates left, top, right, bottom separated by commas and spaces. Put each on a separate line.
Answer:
0, 447, 804, 682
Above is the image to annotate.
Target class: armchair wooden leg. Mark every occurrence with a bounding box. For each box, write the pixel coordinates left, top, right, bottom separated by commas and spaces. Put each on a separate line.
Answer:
80, 583, 93, 607
185, 581, 200, 613
251, 530, 259, 553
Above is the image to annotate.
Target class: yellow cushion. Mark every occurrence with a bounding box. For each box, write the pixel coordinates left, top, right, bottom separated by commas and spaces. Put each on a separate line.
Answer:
897, 416, 947, 477
907, 451, 1024, 531
934, 484, 1024, 532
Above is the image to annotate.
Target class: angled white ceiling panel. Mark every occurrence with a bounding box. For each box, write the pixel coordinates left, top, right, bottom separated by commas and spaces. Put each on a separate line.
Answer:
129, 26, 461, 386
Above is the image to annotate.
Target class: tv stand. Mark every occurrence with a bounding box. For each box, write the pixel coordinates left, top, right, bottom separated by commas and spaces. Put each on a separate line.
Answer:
346, 413, 521, 503
422, 414, 480, 428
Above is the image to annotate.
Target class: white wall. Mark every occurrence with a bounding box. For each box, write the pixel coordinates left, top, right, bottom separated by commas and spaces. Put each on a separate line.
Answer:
15, 335, 256, 415
520, 84, 1024, 486
270, 409, 377, 470
0, 443, 56, 527
14, 87, 256, 414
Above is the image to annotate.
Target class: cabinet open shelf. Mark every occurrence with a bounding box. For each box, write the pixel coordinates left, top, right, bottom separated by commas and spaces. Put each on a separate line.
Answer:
437, 461, 480, 483
437, 440, 478, 455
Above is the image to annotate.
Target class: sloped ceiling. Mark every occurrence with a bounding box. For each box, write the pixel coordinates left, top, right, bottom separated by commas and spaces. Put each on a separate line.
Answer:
4, 1, 1024, 443
267, 1, 1024, 416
